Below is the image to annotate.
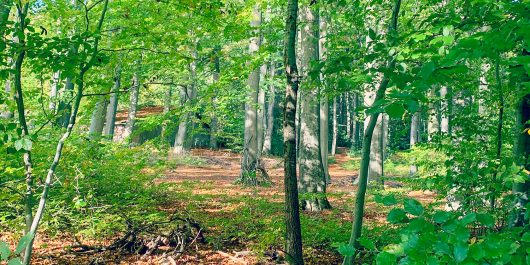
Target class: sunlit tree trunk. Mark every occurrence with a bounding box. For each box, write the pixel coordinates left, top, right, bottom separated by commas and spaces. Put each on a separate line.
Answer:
210, 48, 220, 149
298, 3, 330, 212
258, 64, 267, 155
262, 61, 275, 155
343, 0, 401, 263
283, 0, 304, 262
427, 88, 440, 141
88, 95, 108, 139
123, 72, 140, 141
440, 86, 450, 134
240, 5, 262, 184
331, 96, 338, 155
409, 111, 420, 175
346, 93, 351, 140
173, 51, 197, 154
48, 71, 61, 113
103, 65, 121, 139
319, 15, 330, 183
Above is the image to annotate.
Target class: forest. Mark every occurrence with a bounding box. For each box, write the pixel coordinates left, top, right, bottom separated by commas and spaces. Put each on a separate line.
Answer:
0, 0, 529, 264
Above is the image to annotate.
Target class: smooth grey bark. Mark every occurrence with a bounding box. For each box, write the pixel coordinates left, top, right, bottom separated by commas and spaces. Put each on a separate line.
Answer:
88, 95, 108, 139
283, 0, 304, 262
240, 5, 262, 184
298, 3, 330, 212
319, 17, 330, 183
262, 61, 275, 155
123, 72, 140, 141
103, 65, 121, 138
343, 0, 401, 263
331, 96, 338, 155
258, 64, 267, 155
439, 86, 450, 133
173, 51, 197, 155
48, 71, 61, 112
353, 94, 361, 148
427, 88, 440, 141
409, 111, 420, 175
210, 48, 220, 149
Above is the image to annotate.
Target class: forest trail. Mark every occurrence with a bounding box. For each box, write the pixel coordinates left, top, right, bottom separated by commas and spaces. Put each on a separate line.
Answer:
160, 147, 357, 188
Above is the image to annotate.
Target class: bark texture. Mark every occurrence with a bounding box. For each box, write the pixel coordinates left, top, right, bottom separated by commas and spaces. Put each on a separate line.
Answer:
283, 0, 304, 262
103, 65, 121, 138
123, 73, 140, 141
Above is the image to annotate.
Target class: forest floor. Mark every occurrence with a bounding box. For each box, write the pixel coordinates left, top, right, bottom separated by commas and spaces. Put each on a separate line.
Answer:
5, 148, 436, 265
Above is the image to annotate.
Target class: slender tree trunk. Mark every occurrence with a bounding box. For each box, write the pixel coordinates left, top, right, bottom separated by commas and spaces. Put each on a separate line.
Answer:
343, 0, 401, 263
240, 5, 262, 184
346, 93, 351, 140
48, 71, 61, 112
427, 88, 440, 141
103, 65, 121, 139
409, 111, 420, 175
319, 17, 330, 183
23, 1, 109, 262
331, 96, 338, 155
512, 50, 530, 227
262, 62, 276, 155
440, 86, 450, 133
354, 94, 361, 148
123, 73, 140, 141
258, 64, 267, 155
283, 0, 304, 262
210, 48, 220, 149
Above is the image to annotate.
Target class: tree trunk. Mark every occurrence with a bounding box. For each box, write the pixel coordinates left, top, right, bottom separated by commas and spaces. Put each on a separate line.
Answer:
512, 50, 530, 227
346, 93, 351, 140
283, 0, 304, 262
427, 88, 440, 141
343, 0, 401, 263
123, 72, 140, 141
319, 16, 330, 183
48, 71, 61, 112
240, 5, 262, 184
88, 95, 108, 139
210, 48, 220, 149
331, 96, 338, 155
298, 2, 330, 212
409, 111, 420, 175
262, 61, 275, 155
258, 64, 267, 155
354, 94, 361, 148
440, 86, 450, 134
23, 0, 109, 262
103, 65, 121, 139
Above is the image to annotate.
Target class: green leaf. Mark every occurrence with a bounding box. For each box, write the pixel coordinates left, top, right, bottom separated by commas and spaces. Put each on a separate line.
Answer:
433, 211, 451, 223
388, 208, 408, 223
14, 233, 33, 255
337, 244, 356, 257
460, 213, 476, 225
359, 237, 376, 251
469, 244, 485, 260
375, 194, 397, 206
376, 252, 396, 265
522, 232, 530, 242
385, 103, 405, 119
443, 25, 453, 36
453, 243, 468, 263
7, 258, 22, 265
404, 198, 423, 216
0, 241, 11, 261
476, 213, 494, 228
420, 61, 436, 79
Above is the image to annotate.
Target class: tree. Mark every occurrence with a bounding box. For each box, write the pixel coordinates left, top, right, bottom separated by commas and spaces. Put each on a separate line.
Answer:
103, 65, 121, 139
283, 0, 304, 262
298, 1, 331, 212
343, 0, 402, 263
240, 5, 264, 185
